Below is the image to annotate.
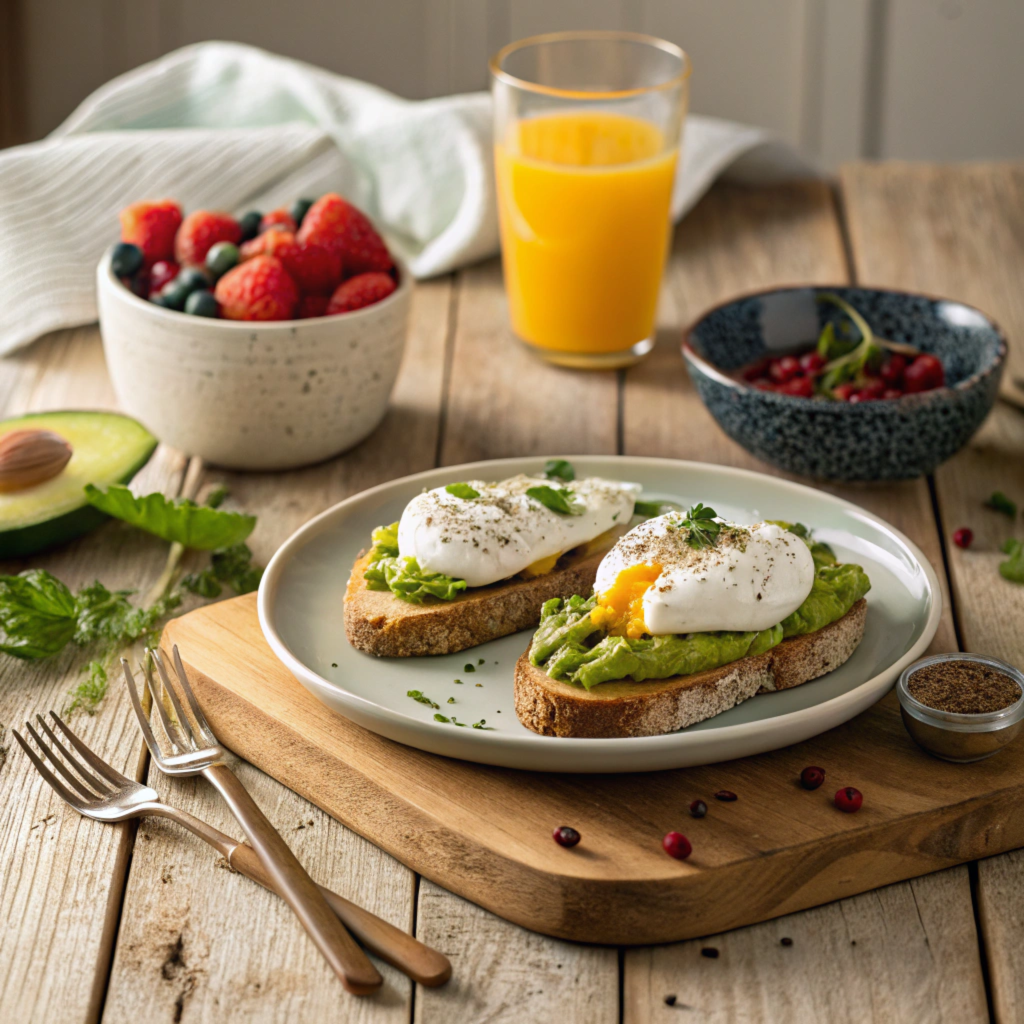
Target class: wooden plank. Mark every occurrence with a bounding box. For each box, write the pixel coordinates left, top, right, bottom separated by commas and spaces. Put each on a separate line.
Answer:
102, 277, 453, 1022
840, 160, 1024, 1024
0, 329, 189, 1024
414, 879, 618, 1024
620, 180, 980, 1018
440, 260, 618, 465
625, 866, 987, 1023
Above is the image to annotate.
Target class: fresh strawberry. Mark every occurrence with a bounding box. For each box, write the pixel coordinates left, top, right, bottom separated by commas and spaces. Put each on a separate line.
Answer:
326, 272, 396, 314
148, 260, 180, 295
259, 208, 297, 234
298, 294, 330, 319
175, 210, 241, 266
214, 255, 298, 321
240, 231, 341, 294
119, 200, 182, 265
298, 193, 392, 275
240, 229, 296, 261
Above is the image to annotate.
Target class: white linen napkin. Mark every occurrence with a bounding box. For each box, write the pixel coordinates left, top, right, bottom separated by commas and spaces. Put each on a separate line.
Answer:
0, 41, 815, 355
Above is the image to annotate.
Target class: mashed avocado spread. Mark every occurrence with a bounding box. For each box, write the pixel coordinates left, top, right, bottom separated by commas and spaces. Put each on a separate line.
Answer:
529, 524, 870, 691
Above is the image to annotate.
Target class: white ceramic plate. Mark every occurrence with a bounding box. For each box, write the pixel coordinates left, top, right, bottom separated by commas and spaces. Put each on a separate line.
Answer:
258, 456, 942, 772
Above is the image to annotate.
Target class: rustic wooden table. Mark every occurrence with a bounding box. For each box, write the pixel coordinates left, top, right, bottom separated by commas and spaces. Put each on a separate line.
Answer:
2, 164, 1024, 1024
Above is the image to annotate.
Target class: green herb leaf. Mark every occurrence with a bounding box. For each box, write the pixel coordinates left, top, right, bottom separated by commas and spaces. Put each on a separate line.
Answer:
464, 663, 476, 672
543, 459, 575, 483
85, 484, 256, 550
447, 696, 455, 704
816, 293, 883, 397
986, 491, 1018, 518
526, 485, 583, 516
472, 719, 490, 729
445, 483, 480, 500
0, 570, 77, 659
433, 713, 450, 723
634, 499, 683, 518
204, 485, 229, 509
408, 689, 440, 709
1000, 539, 1024, 584
67, 660, 110, 715
680, 503, 723, 550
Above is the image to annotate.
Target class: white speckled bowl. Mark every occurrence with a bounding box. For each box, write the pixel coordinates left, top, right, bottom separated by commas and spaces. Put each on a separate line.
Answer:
97, 249, 411, 470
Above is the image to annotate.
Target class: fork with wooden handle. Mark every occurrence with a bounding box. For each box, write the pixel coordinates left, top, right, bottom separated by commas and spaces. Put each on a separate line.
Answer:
122, 646, 383, 995
12, 710, 451, 986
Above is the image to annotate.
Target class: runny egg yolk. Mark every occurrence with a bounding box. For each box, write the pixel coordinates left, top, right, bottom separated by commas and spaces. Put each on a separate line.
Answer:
590, 563, 662, 639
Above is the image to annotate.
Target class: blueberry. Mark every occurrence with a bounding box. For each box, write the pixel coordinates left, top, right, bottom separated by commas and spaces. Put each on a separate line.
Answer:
176, 267, 210, 293
239, 211, 262, 242
185, 289, 220, 318
205, 241, 239, 279
111, 242, 144, 278
290, 197, 315, 228
156, 281, 189, 311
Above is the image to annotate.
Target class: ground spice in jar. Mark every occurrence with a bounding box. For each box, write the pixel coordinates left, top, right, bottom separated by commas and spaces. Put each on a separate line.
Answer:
908, 661, 1021, 714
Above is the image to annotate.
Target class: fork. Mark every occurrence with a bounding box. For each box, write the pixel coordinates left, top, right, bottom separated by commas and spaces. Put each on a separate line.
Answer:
12, 711, 450, 986
122, 646, 382, 995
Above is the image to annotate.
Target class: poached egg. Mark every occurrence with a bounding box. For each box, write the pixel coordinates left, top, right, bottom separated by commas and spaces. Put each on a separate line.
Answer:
398, 474, 639, 588
592, 515, 815, 637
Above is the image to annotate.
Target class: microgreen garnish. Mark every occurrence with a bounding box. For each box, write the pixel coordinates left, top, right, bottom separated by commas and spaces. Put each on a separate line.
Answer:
408, 689, 440, 709
681, 503, 722, 550
445, 482, 480, 500
635, 499, 683, 518
544, 459, 575, 483
527, 484, 583, 516
1000, 539, 1024, 584
815, 293, 883, 397
986, 491, 1017, 518
472, 719, 491, 730
434, 713, 469, 727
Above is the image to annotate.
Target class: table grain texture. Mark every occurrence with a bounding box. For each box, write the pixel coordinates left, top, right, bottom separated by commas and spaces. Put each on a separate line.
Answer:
1, 164, 1023, 1023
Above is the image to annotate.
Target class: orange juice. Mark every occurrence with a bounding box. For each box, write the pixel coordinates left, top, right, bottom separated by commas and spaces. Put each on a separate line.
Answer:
495, 112, 677, 356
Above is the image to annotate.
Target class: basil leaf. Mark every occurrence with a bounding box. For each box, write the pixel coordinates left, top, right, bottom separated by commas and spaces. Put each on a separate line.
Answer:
0, 570, 77, 659
84, 484, 256, 550
1000, 539, 1024, 584
987, 491, 1018, 518
526, 485, 583, 516
445, 483, 480, 500
408, 689, 440, 709
634, 499, 683, 518
543, 459, 575, 483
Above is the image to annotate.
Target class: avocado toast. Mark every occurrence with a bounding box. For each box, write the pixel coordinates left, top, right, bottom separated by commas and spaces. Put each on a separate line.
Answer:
514, 511, 871, 738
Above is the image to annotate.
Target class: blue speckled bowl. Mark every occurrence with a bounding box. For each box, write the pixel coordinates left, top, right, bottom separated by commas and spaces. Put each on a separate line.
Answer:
682, 286, 1006, 481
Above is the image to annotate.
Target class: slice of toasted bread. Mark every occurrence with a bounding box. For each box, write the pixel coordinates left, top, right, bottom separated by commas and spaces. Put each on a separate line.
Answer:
513, 598, 867, 738
345, 545, 614, 657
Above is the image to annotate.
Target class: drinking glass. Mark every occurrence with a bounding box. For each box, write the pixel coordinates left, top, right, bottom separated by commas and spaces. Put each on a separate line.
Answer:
491, 31, 690, 369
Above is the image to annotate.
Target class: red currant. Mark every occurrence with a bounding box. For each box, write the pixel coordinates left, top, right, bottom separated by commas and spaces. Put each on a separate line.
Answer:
882, 389, 903, 400
552, 826, 580, 847
860, 379, 886, 399
904, 354, 945, 393
689, 799, 708, 818
799, 352, 826, 374
953, 527, 973, 549
800, 766, 826, 790
769, 356, 800, 384
835, 787, 863, 813
778, 375, 814, 398
662, 832, 692, 860
880, 353, 907, 386
833, 383, 856, 401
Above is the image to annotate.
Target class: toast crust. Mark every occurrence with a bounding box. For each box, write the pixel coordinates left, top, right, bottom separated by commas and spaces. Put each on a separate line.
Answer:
513, 598, 867, 738
344, 545, 613, 658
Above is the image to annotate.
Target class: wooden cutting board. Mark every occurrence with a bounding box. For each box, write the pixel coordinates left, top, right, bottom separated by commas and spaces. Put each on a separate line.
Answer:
163, 593, 1024, 945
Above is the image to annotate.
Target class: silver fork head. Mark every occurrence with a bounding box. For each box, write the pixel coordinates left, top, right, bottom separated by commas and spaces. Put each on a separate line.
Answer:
13, 711, 160, 822
121, 645, 224, 775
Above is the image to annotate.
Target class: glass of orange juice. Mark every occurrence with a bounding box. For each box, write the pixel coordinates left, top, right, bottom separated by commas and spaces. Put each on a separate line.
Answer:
491, 31, 690, 369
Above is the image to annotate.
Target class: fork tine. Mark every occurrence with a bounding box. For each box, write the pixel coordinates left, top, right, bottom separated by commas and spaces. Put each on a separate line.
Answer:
15, 726, 88, 807
34, 715, 112, 796
121, 658, 166, 761
171, 644, 216, 744
47, 712, 130, 789
25, 719, 102, 799
141, 654, 187, 754
150, 648, 199, 750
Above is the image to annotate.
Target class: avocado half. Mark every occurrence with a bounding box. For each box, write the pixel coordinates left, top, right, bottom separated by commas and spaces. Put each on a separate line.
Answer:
0, 411, 158, 558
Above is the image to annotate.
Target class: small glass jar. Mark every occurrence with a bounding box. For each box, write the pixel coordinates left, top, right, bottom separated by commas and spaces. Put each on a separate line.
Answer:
896, 653, 1024, 763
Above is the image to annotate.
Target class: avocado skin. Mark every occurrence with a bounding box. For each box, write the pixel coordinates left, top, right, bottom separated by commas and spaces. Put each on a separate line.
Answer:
0, 414, 157, 559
